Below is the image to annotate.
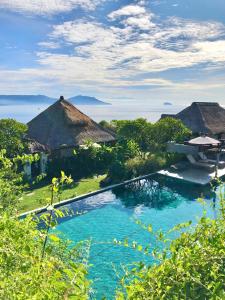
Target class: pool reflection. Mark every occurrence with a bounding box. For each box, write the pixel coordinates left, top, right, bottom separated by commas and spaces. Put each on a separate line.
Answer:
113, 175, 216, 210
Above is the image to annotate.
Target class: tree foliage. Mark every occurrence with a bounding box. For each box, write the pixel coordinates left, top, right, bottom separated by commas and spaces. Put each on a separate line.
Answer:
116, 118, 152, 152
150, 117, 192, 151
103, 118, 191, 183
99, 120, 117, 132
0, 119, 28, 157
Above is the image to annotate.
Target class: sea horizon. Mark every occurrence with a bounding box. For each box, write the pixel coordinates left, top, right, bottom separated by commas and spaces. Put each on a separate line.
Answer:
0, 102, 185, 124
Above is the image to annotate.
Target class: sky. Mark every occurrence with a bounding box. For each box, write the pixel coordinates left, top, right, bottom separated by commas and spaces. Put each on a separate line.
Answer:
0, 0, 225, 105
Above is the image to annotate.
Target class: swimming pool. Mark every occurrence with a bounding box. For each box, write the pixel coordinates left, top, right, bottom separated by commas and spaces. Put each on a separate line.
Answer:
53, 175, 217, 299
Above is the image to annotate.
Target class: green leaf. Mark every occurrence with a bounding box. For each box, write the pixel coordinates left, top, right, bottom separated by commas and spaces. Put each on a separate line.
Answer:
49, 234, 60, 242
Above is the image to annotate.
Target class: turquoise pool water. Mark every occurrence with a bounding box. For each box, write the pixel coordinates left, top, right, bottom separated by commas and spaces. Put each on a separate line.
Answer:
53, 176, 217, 299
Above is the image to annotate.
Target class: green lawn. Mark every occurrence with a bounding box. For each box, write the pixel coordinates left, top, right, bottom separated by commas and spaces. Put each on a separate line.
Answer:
19, 175, 106, 213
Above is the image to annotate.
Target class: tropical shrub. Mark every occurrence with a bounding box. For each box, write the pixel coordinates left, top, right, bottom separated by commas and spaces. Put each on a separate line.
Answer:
0, 213, 89, 299
117, 193, 225, 300
102, 141, 141, 184
0, 152, 90, 299
115, 140, 141, 162
125, 154, 166, 178
105, 160, 128, 184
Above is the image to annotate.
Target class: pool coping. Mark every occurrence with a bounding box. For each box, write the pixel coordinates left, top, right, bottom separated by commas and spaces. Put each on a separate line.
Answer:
19, 173, 155, 218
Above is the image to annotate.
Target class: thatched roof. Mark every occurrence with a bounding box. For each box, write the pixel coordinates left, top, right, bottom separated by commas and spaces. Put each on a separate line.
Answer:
27, 96, 115, 151
161, 102, 225, 135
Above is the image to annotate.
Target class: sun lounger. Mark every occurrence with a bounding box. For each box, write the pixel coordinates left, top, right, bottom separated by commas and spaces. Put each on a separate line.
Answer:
186, 154, 215, 172
198, 152, 225, 169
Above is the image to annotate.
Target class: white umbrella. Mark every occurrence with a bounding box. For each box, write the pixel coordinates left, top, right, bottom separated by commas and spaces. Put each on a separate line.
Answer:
188, 136, 221, 146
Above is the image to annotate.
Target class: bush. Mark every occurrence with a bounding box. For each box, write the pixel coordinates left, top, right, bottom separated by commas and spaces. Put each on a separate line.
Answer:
0, 213, 89, 299
125, 155, 166, 178
48, 144, 114, 180
106, 160, 128, 184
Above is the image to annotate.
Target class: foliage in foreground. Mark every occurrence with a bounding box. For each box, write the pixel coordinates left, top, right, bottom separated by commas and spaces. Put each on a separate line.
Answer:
0, 150, 24, 210
0, 152, 89, 299
0, 213, 89, 299
117, 196, 225, 300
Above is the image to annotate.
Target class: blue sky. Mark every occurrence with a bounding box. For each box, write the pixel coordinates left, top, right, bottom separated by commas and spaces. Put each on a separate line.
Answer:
0, 0, 225, 105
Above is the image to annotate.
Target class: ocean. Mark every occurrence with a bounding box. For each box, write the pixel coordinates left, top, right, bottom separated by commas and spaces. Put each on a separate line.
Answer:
0, 102, 184, 123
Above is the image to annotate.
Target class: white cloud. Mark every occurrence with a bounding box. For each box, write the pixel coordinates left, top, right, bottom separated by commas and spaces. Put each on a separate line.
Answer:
1, 2, 225, 101
123, 15, 155, 30
38, 41, 60, 49
51, 21, 116, 45
108, 5, 146, 20
43, 14, 225, 78
108, 4, 155, 30
0, 0, 103, 15
155, 17, 225, 50
123, 40, 225, 73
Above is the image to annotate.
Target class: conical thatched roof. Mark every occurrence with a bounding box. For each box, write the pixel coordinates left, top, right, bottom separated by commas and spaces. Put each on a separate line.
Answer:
27, 96, 115, 151
161, 102, 225, 135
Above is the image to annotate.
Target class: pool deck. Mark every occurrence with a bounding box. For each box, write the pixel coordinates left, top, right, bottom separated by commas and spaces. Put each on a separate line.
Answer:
158, 167, 225, 185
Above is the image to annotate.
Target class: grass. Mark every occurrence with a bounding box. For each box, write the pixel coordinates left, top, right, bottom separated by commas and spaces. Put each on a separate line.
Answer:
19, 175, 106, 213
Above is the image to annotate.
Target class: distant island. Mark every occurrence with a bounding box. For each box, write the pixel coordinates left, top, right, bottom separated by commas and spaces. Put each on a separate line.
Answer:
163, 102, 173, 106
69, 95, 110, 105
0, 94, 111, 106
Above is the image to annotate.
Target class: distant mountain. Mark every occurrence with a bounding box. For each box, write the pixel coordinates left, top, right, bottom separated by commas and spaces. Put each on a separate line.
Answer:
69, 95, 111, 105
163, 101, 173, 106
0, 95, 55, 106
0, 94, 111, 106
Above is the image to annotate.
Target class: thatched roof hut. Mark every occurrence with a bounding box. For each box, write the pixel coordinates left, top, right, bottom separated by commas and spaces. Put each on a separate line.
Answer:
161, 102, 225, 136
27, 96, 115, 153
